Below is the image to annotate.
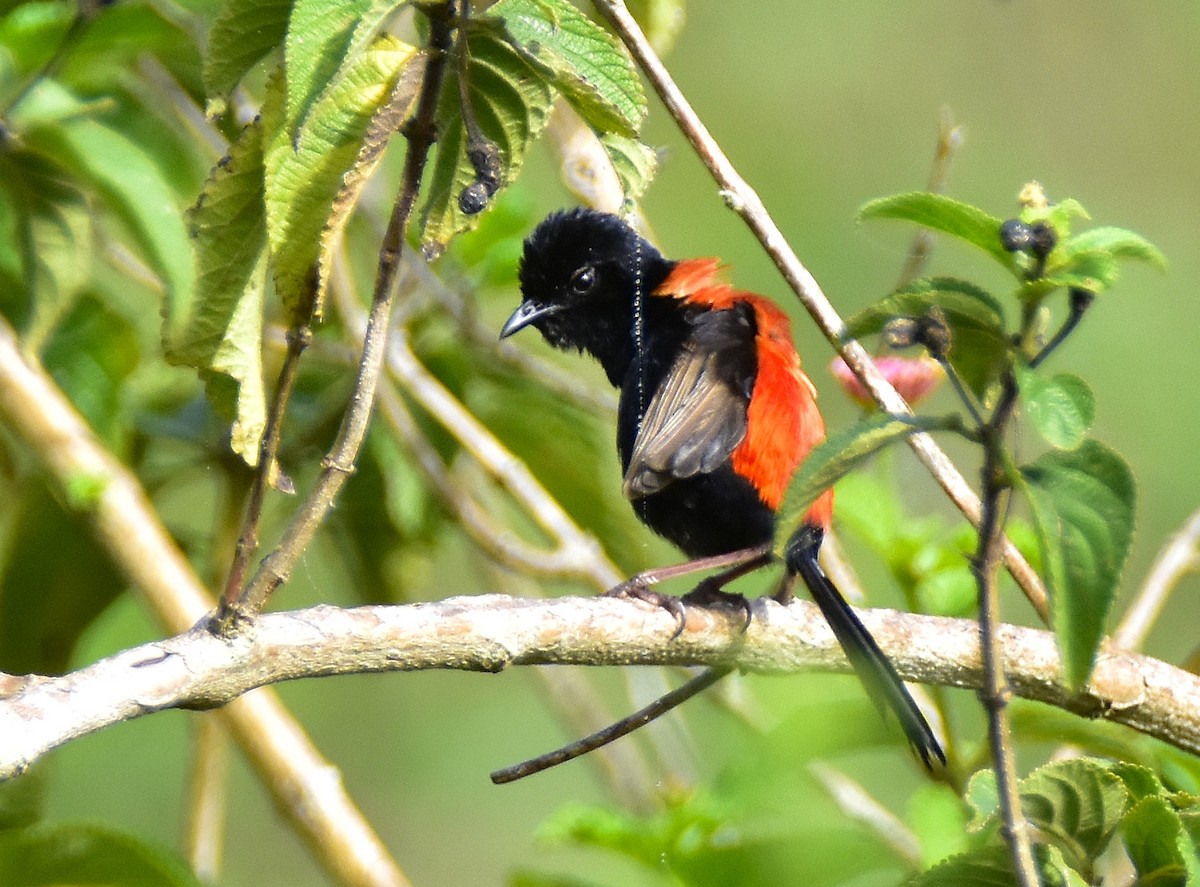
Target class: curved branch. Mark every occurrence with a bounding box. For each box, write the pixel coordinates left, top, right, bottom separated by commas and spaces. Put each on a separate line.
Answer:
1, 595, 1193, 781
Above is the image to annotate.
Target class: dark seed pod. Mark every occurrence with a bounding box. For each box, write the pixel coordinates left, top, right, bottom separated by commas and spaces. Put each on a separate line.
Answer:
1028, 221, 1057, 259
999, 218, 1033, 252
458, 181, 490, 215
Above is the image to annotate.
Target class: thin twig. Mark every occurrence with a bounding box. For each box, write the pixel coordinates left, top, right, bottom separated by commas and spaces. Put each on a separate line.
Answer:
974, 370, 1040, 887
216, 2, 458, 629
591, 0, 1048, 623
220, 325, 310, 608
491, 667, 732, 783
0, 316, 411, 887
1115, 505, 1200, 652
4, 594, 1199, 781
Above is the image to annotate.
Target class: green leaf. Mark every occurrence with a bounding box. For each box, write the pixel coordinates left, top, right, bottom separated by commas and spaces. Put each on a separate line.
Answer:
1122, 797, 1189, 887
21, 105, 194, 322
842, 276, 1008, 395
1028, 249, 1120, 298
1064, 225, 1167, 272
488, 0, 646, 137
204, 0, 292, 106
168, 117, 269, 466
263, 35, 419, 319
907, 784, 970, 868
1023, 197, 1090, 241
419, 30, 555, 255
0, 149, 91, 343
858, 192, 1012, 270
1019, 440, 1136, 688
1014, 366, 1094, 450
284, 0, 372, 132
773, 414, 944, 558
1020, 758, 1129, 866
0, 821, 204, 887
597, 132, 658, 205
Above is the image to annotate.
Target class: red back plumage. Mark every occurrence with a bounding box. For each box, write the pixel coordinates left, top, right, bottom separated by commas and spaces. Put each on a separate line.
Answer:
654, 259, 834, 529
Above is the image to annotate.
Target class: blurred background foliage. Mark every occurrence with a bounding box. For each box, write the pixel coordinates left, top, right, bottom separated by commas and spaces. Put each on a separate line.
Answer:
0, 1, 1197, 885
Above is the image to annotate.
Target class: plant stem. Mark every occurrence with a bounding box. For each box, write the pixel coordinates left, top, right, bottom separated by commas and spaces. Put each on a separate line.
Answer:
974, 368, 1040, 887
213, 1, 457, 631
219, 325, 310, 611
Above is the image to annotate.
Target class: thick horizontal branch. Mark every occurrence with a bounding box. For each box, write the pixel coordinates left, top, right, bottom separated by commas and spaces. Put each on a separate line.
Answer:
2, 596, 1195, 781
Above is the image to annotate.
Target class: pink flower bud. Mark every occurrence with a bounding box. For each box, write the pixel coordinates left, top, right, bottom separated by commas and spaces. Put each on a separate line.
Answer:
830, 355, 945, 407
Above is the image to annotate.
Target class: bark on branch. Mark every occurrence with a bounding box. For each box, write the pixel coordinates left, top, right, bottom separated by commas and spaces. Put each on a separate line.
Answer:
2, 595, 1192, 782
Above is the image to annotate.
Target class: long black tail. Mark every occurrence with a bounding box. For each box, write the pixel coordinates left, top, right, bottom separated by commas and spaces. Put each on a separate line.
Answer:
784, 524, 945, 769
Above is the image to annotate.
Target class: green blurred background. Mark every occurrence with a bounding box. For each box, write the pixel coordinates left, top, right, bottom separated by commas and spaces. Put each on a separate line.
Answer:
31, 1, 1200, 885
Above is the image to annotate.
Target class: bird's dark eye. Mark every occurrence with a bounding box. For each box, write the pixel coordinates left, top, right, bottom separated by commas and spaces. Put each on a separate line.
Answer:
569, 265, 597, 295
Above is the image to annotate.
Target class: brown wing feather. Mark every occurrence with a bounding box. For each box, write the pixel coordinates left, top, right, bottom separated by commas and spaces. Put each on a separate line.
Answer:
623, 338, 750, 499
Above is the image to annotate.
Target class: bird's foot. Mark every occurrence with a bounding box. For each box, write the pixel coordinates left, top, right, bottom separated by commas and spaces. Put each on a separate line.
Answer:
604, 580, 689, 638
681, 579, 753, 632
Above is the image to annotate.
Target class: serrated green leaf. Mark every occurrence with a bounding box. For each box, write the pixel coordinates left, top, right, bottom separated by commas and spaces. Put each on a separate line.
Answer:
204, 0, 292, 105
420, 31, 555, 254
842, 276, 1008, 395
1020, 758, 1129, 866
907, 844, 1016, 887
858, 192, 1013, 270
284, 0, 372, 133
263, 34, 418, 319
1014, 366, 1094, 450
1122, 797, 1189, 887
488, 0, 646, 137
773, 414, 943, 558
168, 117, 269, 466
598, 132, 658, 204
1019, 440, 1135, 688
1064, 226, 1167, 272
0, 821, 205, 887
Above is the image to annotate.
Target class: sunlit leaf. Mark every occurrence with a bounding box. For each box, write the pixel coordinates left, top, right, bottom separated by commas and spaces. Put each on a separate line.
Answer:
284, 0, 372, 132
1019, 440, 1135, 688
263, 34, 419, 319
858, 192, 1013, 270
1014, 365, 1094, 450
489, 0, 646, 137
597, 132, 658, 205
204, 0, 291, 106
168, 116, 269, 465
419, 30, 555, 255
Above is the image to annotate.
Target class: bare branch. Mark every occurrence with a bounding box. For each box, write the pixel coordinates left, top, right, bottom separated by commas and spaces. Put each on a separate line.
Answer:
591, 0, 1048, 623
1, 595, 1195, 782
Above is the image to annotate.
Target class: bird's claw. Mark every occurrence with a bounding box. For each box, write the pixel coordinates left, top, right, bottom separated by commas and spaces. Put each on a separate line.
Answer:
605, 581, 689, 638
682, 581, 753, 632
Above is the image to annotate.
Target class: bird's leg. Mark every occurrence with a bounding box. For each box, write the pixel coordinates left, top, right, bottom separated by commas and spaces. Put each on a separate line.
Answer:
605, 545, 772, 637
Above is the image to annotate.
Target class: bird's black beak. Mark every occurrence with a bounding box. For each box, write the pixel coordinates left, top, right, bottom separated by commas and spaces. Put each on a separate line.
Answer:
500, 300, 559, 338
